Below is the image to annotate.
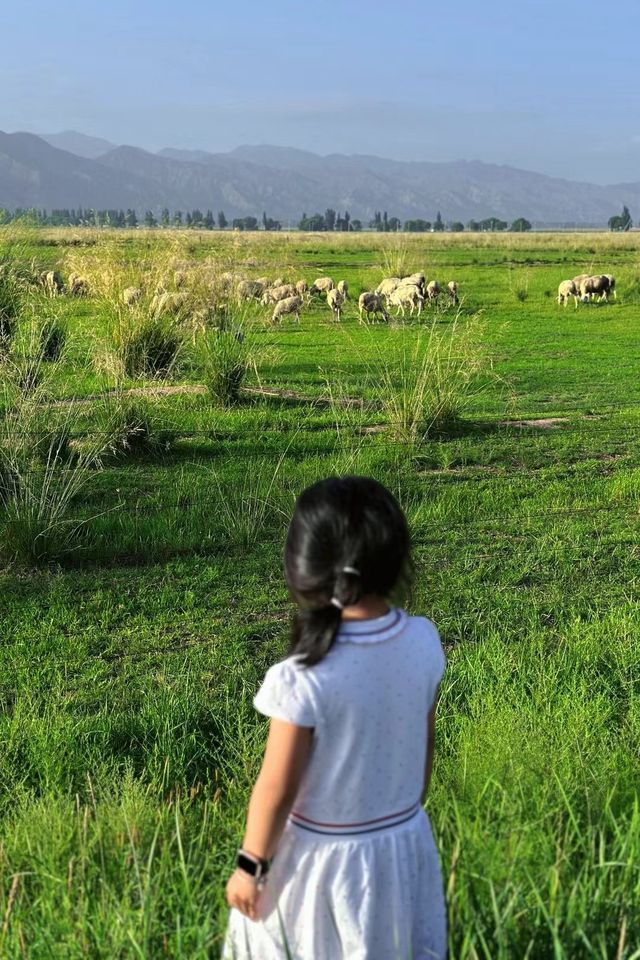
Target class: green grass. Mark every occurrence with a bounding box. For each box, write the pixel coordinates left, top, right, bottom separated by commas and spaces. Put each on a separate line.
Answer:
0, 227, 639, 957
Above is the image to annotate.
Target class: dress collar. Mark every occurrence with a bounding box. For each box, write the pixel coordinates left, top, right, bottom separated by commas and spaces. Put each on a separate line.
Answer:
336, 607, 407, 644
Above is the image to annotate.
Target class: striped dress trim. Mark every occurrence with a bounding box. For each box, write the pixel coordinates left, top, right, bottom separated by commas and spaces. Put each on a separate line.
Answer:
288, 801, 421, 836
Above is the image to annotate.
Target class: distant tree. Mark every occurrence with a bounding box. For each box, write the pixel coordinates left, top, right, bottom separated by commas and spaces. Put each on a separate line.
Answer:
479, 217, 508, 231
433, 211, 444, 232
262, 215, 281, 231
299, 212, 326, 231
160, 207, 171, 227
350, 219, 362, 232
449, 221, 465, 232
0, 209, 11, 224
232, 216, 258, 231
369, 211, 383, 231
324, 208, 337, 231
217, 210, 228, 229
388, 216, 402, 232
467, 219, 480, 231
511, 217, 532, 232
144, 210, 157, 228
204, 210, 215, 229
186, 211, 193, 227
383, 211, 389, 232
404, 219, 431, 232
608, 205, 632, 231
173, 210, 183, 227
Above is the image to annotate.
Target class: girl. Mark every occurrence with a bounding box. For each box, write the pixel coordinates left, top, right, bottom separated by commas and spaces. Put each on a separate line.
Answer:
223, 476, 447, 959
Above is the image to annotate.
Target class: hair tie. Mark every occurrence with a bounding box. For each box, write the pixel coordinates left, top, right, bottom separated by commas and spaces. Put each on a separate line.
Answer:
329, 597, 344, 610
342, 566, 360, 576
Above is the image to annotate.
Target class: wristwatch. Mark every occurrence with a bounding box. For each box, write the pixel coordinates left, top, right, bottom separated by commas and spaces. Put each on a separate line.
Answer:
236, 849, 270, 881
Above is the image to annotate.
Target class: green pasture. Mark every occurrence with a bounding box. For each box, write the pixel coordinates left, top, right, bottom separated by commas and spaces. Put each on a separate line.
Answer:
0, 228, 639, 958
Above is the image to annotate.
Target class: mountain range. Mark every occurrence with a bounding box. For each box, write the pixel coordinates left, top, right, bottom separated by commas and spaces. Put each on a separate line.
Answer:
0, 129, 636, 226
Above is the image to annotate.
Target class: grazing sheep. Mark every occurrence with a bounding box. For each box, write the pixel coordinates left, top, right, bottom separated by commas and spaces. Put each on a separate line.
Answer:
447, 280, 459, 305
572, 274, 590, 291
271, 277, 285, 288
579, 275, 610, 303
605, 274, 617, 299
403, 272, 426, 295
327, 288, 345, 321
68, 273, 89, 297
426, 280, 440, 303
237, 279, 266, 302
295, 279, 309, 299
389, 284, 424, 317
123, 286, 142, 306
41, 270, 64, 296
376, 277, 402, 299
272, 295, 302, 324
336, 280, 349, 300
557, 279, 579, 308
150, 291, 189, 319
310, 276, 335, 295
358, 291, 389, 324
262, 283, 297, 305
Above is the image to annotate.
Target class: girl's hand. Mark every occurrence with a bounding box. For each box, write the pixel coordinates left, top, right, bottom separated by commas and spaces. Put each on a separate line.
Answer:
226, 868, 264, 921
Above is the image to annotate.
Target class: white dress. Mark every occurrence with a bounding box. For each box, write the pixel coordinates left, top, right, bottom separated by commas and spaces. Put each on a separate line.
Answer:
222, 608, 447, 960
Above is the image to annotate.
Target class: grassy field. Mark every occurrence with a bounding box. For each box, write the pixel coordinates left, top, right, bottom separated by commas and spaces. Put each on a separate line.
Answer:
1, 226, 639, 958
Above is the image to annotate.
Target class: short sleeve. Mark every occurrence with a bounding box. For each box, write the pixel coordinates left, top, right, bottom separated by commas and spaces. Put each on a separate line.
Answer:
253, 658, 317, 727
419, 618, 446, 701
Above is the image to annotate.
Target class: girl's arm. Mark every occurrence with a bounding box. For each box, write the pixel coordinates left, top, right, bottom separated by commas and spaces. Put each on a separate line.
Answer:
421, 692, 439, 806
242, 718, 313, 860
226, 718, 313, 920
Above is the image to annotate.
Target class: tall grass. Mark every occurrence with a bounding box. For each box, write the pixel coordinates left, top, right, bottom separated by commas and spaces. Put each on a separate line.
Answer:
99, 299, 184, 380
366, 311, 489, 442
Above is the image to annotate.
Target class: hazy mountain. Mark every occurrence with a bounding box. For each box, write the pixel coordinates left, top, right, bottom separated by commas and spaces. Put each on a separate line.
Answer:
0, 131, 159, 209
1, 130, 639, 225
40, 130, 118, 159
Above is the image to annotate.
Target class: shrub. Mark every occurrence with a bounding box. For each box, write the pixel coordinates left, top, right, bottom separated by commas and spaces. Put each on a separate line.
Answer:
102, 302, 183, 379
99, 395, 174, 456
366, 311, 489, 442
197, 327, 251, 407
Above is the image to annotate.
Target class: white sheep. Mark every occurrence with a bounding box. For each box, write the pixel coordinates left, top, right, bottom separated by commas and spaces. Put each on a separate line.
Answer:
327, 288, 345, 321
68, 273, 89, 297
557, 279, 579, 308
426, 280, 440, 303
237, 279, 266, 302
604, 274, 617, 299
295, 279, 309, 299
376, 277, 402, 299
358, 291, 389, 324
336, 280, 349, 300
123, 286, 142, 306
403, 272, 426, 294
41, 270, 64, 296
310, 276, 335, 295
272, 295, 302, 324
150, 291, 189, 318
447, 280, 459, 305
389, 283, 424, 317
579, 275, 610, 302
262, 283, 297, 304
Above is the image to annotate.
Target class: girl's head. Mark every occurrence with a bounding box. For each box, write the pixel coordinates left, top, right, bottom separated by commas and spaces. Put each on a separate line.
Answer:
285, 476, 411, 666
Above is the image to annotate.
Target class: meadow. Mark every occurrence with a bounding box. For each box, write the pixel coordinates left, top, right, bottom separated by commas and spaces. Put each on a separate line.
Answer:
1, 226, 639, 959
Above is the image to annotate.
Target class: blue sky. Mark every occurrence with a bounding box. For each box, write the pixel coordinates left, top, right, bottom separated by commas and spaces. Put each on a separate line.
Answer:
3, 0, 640, 183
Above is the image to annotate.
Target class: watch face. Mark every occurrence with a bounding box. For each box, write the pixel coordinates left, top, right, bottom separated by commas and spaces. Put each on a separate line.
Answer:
237, 853, 259, 876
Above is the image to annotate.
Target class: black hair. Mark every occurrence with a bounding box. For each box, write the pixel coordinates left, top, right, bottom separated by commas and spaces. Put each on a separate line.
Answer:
284, 476, 411, 667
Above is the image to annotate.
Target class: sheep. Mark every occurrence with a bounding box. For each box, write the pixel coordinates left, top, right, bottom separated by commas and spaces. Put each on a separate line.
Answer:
376, 277, 402, 299
237, 279, 266, 302
327, 288, 345, 322
272, 295, 302, 324
295, 279, 309, 299
41, 270, 64, 296
426, 280, 440, 303
262, 283, 297, 305
68, 273, 89, 297
150, 291, 189, 319
271, 277, 285, 288
310, 276, 335, 295
358, 291, 389, 324
336, 280, 349, 300
389, 284, 424, 317
604, 274, 617, 299
123, 286, 142, 306
572, 274, 590, 291
402, 272, 426, 295
557, 279, 579, 308
579, 275, 610, 303
447, 280, 459, 305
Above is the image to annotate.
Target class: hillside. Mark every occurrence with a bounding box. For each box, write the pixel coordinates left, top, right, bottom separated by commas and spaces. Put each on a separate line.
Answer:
1, 130, 638, 224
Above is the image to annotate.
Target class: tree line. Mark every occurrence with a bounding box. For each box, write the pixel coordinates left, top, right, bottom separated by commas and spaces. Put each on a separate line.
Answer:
0, 205, 633, 232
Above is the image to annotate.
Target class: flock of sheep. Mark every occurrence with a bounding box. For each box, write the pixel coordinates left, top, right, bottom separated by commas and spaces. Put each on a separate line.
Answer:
557, 273, 617, 308
233, 271, 460, 324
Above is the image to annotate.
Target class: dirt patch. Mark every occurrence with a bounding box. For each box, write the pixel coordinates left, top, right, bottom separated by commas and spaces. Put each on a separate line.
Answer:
504, 417, 570, 429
